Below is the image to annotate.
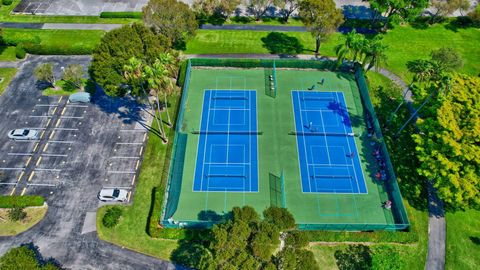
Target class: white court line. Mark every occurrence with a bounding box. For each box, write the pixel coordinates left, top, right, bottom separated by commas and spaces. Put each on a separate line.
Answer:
295, 92, 313, 192
7, 153, 33, 156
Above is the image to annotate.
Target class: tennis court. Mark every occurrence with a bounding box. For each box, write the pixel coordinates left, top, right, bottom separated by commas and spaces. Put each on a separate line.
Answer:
193, 90, 259, 192
291, 91, 367, 194
162, 59, 409, 231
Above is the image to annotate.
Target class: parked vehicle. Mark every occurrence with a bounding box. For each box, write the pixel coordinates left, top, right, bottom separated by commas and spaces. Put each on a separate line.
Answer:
8, 129, 39, 140
68, 92, 91, 103
97, 188, 129, 202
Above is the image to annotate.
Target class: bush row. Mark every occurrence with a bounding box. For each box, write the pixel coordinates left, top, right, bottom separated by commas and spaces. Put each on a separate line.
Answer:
2, 0, 13, 6
190, 58, 338, 70
0, 196, 45, 208
100, 12, 142, 19
305, 227, 418, 244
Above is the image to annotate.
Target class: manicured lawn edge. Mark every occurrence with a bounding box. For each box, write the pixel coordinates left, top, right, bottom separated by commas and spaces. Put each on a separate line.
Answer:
0, 195, 45, 208
0, 204, 48, 236
0, 68, 17, 95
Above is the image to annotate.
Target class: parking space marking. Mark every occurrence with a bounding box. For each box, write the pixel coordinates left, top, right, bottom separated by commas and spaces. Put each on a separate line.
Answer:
43, 143, 49, 152
33, 143, 39, 152
40, 130, 46, 139
46, 119, 51, 127
139, 146, 143, 156
143, 133, 147, 142
17, 171, 25, 182
41, 154, 68, 157
26, 156, 32, 166
49, 130, 56, 139
127, 191, 132, 203
61, 107, 66, 115
115, 142, 143, 145
56, 119, 61, 127
20, 187, 26, 196
0, 167, 25, 170
53, 128, 79, 131
0, 182, 17, 186
28, 171, 35, 181
7, 153, 33, 156
110, 156, 140, 159
27, 183, 56, 187
36, 157, 42, 166
29, 115, 52, 118
119, 129, 146, 132
135, 160, 140, 170
35, 104, 58, 107
66, 105, 88, 108
52, 107, 58, 115
58, 96, 63, 103
60, 116, 84, 119
48, 140, 75, 144
9, 187, 16, 196
131, 174, 136, 185
107, 170, 136, 174
34, 168, 61, 172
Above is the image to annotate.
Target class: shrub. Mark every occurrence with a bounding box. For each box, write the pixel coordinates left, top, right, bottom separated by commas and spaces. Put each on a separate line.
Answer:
285, 230, 310, 248
8, 207, 27, 221
102, 206, 123, 228
2, 0, 13, 5
100, 12, 142, 19
263, 207, 296, 230
147, 187, 163, 237
15, 44, 26, 59
0, 196, 44, 208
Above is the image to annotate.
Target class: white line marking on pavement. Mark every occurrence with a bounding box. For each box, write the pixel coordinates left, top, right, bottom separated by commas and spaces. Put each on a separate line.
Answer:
41, 154, 68, 157
107, 171, 136, 174
7, 153, 33, 156
48, 140, 74, 144
34, 168, 62, 172
115, 142, 143, 145
110, 156, 140, 159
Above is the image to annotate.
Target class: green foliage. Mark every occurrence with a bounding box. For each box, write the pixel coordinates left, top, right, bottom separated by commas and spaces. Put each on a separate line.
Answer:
0, 245, 60, 270
192, 0, 240, 22
285, 230, 309, 248
2, 0, 13, 5
263, 207, 296, 230
61, 64, 84, 90
413, 74, 480, 210
431, 47, 463, 72
232, 205, 260, 223
275, 247, 319, 270
147, 187, 164, 237
34, 63, 55, 86
261, 32, 304, 55
334, 244, 373, 270
8, 207, 27, 221
14, 44, 25, 59
0, 196, 45, 208
305, 229, 418, 243
371, 245, 404, 270
143, 0, 198, 48
367, 0, 428, 26
89, 23, 170, 97
99, 12, 142, 19
299, 0, 343, 53
102, 206, 123, 228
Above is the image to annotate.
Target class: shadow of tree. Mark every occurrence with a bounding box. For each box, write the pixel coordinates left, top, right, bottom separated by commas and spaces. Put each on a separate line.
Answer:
261, 32, 304, 55
469, 236, 480, 245
23, 242, 64, 269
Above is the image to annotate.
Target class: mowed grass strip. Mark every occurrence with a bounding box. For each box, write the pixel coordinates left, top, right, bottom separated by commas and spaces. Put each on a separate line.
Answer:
97, 96, 180, 260
0, 46, 18, 61
3, 28, 104, 54
0, 205, 48, 236
0, 68, 17, 95
446, 209, 480, 270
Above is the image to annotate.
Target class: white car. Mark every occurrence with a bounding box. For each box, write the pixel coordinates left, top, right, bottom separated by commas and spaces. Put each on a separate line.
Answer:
8, 129, 39, 140
97, 188, 129, 202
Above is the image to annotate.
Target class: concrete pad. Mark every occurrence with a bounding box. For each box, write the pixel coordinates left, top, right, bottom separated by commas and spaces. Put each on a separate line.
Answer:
81, 212, 97, 234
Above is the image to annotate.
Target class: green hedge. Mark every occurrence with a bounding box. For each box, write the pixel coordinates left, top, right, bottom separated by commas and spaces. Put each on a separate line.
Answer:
176, 60, 188, 87
2, 0, 13, 5
305, 228, 418, 244
22, 43, 94, 55
0, 196, 45, 208
15, 44, 26, 59
190, 58, 339, 70
100, 12, 142, 19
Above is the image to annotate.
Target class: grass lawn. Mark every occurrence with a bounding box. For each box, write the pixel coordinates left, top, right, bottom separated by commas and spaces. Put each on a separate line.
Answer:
186, 24, 480, 82
3, 28, 104, 54
0, 205, 48, 236
224, 16, 304, 26
0, 0, 139, 24
0, 46, 18, 61
96, 96, 180, 260
0, 68, 17, 95
445, 209, 480, 270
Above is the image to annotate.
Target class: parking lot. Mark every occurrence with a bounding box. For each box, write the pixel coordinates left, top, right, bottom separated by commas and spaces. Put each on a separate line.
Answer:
13, 0, 148, 15
0, 56, 168, 269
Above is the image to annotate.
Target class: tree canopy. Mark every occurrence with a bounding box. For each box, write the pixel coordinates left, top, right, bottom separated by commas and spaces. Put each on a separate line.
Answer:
367, 0, 428, 25
0, 245, 60, 270
298, 0, 343, 54
89, 23, 170, 96
143, 0, 198, 49
413, 74, 480, 210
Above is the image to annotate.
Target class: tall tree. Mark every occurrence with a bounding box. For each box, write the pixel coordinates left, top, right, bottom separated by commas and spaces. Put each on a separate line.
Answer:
89, 23, 170, 97
430, 0, 470, 22
335, 30, 367, 65
274, 0, 300, 22
334, 245, 373, 270
143, 0, 198, 48
61, 64, 84, 90
34, 63, 56, 88
299, 0, 344, 55
193, 0, 240, 19
367, 0, 429, 26
123, 57, 166, 141
245, 0, 274, 21
413, 74, 480, 210
431, 47, 463, 72
362, 36, 388, 72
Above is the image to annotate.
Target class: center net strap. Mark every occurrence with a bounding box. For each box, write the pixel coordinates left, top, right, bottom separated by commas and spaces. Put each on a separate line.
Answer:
289, 131, 354, 137
192, 130, 263, 135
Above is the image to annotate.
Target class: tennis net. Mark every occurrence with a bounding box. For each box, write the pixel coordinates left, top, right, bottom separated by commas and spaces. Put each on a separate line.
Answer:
288, 131, 355, 137
212, 96, 248, 100
192, 130, 263, 135
205, 174, 247, 178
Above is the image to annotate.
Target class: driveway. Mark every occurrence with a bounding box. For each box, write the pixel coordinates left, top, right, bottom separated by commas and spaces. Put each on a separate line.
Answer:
0, 55, 178, 269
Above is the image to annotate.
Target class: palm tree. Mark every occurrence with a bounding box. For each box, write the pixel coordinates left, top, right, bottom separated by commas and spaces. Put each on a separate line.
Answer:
363, 36, 388, 72
335, 30, 366, 66
157, 52, 180, 126
123, 57, 166, 141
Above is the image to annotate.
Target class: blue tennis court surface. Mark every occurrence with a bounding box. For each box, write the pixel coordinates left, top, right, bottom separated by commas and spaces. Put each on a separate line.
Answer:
193, 90, 258, 192
291, 91, 367, 194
